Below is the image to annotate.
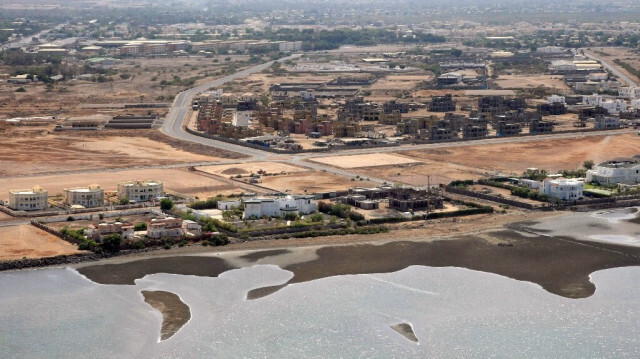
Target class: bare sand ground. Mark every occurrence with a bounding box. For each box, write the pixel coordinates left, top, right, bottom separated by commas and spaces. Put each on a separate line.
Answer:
311, 153, 422, 169
259, 170, 377, 193
0, 132, 233, 177
494, 74, 569, 90
356, 162, 486, 186
0, 168, 244, 200
197, 162, 306, 177
400, 133, 640, 176
0, 224, 84, 261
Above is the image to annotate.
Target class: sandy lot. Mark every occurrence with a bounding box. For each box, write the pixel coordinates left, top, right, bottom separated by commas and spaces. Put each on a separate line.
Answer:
197, 162, 306, 177
0, 132, 233, 177
0, 168, 244, 200
311, 153, 422, 169
494, 75, 569, 90
356, 162, 486, 186
0, 224, 84, 261
260, 170, 377, 193
400, 133, 640, 176
368, 73, 429, 91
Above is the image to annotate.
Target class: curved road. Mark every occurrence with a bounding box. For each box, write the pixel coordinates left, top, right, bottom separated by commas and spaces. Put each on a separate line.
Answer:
161, 54, 301, 160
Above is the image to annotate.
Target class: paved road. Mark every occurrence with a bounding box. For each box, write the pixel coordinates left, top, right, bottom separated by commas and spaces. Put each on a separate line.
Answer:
584, 50, 638, 87
161, 54, 301, 160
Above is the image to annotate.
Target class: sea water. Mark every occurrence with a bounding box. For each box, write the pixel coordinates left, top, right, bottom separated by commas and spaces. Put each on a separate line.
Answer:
0, 265, 638, 358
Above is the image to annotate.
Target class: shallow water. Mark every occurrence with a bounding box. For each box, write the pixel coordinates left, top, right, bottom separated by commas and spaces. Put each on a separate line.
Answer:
1, 265, 638, 358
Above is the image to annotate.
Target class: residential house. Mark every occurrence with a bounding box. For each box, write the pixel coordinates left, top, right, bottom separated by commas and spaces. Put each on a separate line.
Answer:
117, 180, 163, 202
9, 186, 48, 211
63, 185, 104, 208
586, 157, 640, 185
147, 217, 185, 239
540, 178, 584, 201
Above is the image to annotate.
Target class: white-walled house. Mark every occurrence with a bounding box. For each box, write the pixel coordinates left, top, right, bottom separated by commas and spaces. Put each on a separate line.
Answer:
540, 178, 584, 201
243, 195, 316, 219
547, 95, 565, 105
217, 200, 241, 210
618, 86, 640, 99
601, 99, 627, 114
586, 157, 640, 185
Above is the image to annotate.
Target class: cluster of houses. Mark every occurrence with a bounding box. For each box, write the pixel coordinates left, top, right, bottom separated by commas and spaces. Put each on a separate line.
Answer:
5, 180, 163, 211
513, 156, 640, 201
84, 215, 202, 242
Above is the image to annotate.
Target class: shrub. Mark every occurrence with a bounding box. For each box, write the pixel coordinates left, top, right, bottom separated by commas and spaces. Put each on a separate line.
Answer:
160, 198, 174, 210
134, 222, 147, 231
101, 234, 122, 253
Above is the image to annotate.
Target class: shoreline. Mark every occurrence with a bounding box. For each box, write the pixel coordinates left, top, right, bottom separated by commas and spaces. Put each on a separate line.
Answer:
74, 212, 640, 300
0, 211, 547, 272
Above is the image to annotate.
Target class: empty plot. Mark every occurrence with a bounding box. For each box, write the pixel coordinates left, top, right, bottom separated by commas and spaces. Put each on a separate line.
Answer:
311, 153, 422, 169
0, 225, 84, 261
260, 170, 377, 193
198, 162, 306, 177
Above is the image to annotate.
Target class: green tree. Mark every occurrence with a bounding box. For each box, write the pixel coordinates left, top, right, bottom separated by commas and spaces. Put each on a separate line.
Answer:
583, 160, 595, 170
160, 198, 174, 210
101, 234, 121, 253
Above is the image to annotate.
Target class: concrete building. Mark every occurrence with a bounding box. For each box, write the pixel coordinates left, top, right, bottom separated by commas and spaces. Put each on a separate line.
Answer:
541, 178, 584, 201
147, 217, 184, 239
117, 180, 163, 202
618, 87, 640, 99
243, 195, 316, 219
85, 222, 135, 242
586, 157, 640, 185
9, 186, 48, 211
601, 99, 627, 114
594, 115, 620, 130
63, 185, 104, 208
547, 95, 566, 105
217, 200, 241, 210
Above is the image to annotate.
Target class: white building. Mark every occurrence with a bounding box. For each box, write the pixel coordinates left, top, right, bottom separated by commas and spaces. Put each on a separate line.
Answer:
547, 95, 565, 105
594, 115, 620, 130
618, 86, 640, 99
541, 178, 584, 201
582, 94, 603, 106
63, 185, 104, 208
631, 99, 640, 109
182, 220, 202, 236
243, 195, 316, 219
601, 99, 627, 114
278, 41, 303, 52
117, 180, 163, 202
217, 200, 241, 210
586, 157, 640, 185
9, 186, 48, 211
300, 90, 315, 101
518, 179, 541, 190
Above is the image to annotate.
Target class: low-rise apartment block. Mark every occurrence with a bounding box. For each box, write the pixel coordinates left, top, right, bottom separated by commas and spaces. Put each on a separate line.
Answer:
63, 185, 104, 208
9, 186, 48, 211
117, 180, 163, 202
